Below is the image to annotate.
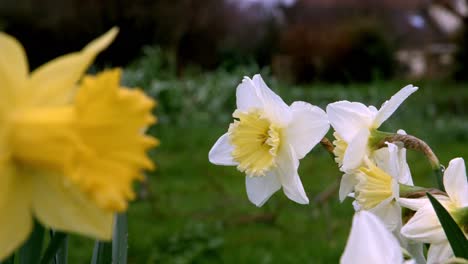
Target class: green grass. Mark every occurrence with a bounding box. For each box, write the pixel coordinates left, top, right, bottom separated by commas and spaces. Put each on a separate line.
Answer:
62, 50, 468, 263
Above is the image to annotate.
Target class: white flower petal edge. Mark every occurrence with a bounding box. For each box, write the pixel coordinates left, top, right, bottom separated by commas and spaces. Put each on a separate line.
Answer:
245, 172, 281, 207
369, 197, 401, 231
398, 195, 450, 211
340, 211, 404, 264
339, 173, 359, 202
236, 76, 262, 111
427, 243, 453, 264
208, 133, 238, 166
286, 101, 329, 159
276, 145, 309, 204
401, 203, 447, 244
373, 85, 418, 127
326, 101, 374, 143
341, 128, 370, 172
443, 157, 468, 207
251, 74, 292, 125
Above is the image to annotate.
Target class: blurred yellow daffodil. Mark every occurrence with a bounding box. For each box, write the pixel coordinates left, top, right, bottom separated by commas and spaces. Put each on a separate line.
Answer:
0, 28, 158, 259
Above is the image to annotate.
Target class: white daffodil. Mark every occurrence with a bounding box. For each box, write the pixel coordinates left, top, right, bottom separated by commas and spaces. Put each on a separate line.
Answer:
401, 158, 468, 264
341, 211, 411, 264
340, 143, 414, 231
327, 85, 418, 172
209, 74, 329, 206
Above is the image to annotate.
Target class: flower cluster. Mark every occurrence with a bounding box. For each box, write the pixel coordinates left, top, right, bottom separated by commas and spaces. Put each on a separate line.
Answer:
209, 75, 467, 263
0, 28, 158, 259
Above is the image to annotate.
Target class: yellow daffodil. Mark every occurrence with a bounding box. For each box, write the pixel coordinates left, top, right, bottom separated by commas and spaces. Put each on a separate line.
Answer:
0, 28, 158, 260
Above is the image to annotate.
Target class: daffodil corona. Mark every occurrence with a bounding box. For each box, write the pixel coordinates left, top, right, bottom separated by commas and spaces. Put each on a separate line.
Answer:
0, 28, 157, 259
209, 74, 329, 206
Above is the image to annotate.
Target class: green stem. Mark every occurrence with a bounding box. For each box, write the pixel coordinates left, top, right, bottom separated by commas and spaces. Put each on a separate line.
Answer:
19, 221, 45, 264
40, 231, 68, 264
112, 213, 128, 264
399, 184, 446, 198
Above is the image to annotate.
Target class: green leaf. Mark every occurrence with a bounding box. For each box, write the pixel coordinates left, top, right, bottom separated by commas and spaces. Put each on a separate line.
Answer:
90, 241, 111, 264
112, 213, 128, 264
427, 193, 468, 259
19, 221, 44, 264
40, 231, 67, 264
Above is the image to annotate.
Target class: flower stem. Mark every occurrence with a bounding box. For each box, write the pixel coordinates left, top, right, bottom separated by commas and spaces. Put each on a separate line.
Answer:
320, 137, 335, 161
399, 184, 446, 198
375, 134, 440, 169
375, 133, 445, 190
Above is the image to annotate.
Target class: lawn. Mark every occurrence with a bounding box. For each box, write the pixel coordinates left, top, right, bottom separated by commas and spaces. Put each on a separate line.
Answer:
66, 49, 468, 263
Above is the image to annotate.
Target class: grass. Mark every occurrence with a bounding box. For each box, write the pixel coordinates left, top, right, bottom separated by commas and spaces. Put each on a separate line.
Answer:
64, 49, 468, 263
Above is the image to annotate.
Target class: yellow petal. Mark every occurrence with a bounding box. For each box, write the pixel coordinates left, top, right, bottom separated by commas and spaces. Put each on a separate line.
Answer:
83, 27, 119, 55
30, 170, 114, 240
0, 32, 28, 111
22, 27, 119, 107
69, 68, 157, 212
0, 163, 33, 260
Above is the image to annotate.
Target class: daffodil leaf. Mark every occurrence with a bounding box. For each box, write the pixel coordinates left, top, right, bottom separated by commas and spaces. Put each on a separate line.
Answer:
19, 221, 44, 264
112, 214, 128, 264
426, 193, 468, 259
40, 231, 67, 264
91, 241, 112, 264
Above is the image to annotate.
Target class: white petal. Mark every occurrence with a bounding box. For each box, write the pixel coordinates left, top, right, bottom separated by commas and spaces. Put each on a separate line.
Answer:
443, 157, 468, 207
401, 203, 446, 244
275, 144, 309, 204
397, 147, 413, 185
245, 172, 281, 207
373, 85, 418, 128
427, 243, 453, 264
339, 173, 359, 202
398, 197, 430, 211
251, 74, 291, 125
236, 76, 262, 111
208, 133, 238, 166
406, 241, 426, 264
398, 195, 449, 211
352, 200, 361, 211
342, 128, 370, 172
370, 198, 401, 231
286, 101, 329, 159
383, 143, 400, 179
326, 101, 374, 143
340, 211, 403, 264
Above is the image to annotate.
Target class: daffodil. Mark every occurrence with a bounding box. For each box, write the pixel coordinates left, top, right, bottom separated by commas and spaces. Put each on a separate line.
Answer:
340, 143, 414, 231
327, 85, 418, 172
341, 211, 411, 264
0, 28, 157, 260
401, 158, 468, 264
209, 74, 329, 206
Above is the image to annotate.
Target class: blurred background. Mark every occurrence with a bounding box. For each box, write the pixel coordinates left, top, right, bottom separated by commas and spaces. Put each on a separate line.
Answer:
1, 0, 468, 263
